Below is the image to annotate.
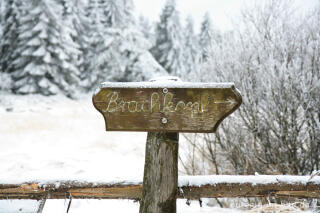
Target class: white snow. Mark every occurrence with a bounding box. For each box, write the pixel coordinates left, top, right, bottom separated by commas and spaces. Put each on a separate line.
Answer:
32, 46, 46, 57
0, 200, 39, 213
33, 18, 48, 33
43, 53, 52, 63
0, 199, 243, 213
26, 37, 41, 46
0, 93, 146, 184
178, 175, 320, 187
149, 76, 182, 82
100, 81, 235, 89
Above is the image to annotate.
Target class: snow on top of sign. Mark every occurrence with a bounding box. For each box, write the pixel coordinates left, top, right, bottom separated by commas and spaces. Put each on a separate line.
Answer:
149, 76, 182, 82
100, 81, 235, 89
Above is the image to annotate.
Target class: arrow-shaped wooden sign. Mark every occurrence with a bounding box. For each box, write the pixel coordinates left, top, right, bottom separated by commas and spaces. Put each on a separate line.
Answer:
93, 82, 242, 133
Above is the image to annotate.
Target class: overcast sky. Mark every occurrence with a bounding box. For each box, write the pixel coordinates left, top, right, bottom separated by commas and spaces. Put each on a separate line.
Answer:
134, 0, 319, 31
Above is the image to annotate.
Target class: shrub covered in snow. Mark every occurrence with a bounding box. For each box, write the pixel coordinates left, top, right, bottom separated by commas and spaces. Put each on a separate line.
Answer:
181, 0, 320, 176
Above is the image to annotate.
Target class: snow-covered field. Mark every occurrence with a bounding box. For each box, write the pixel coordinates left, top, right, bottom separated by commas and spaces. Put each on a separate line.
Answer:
0, 93, 312, 212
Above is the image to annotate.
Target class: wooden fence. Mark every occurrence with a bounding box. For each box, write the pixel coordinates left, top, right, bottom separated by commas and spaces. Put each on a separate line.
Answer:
1, 175, 320, 200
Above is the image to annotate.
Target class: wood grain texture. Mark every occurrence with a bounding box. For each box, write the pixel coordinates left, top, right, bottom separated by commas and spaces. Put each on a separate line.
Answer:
1, 177, 320, 200
139, 132, 179, 213
92, 85, 242, 132
0, 182, 142, 200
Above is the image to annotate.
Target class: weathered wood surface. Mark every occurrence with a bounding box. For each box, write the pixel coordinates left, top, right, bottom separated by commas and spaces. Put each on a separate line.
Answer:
0, 181, 142, 200
1, 176, 320, 200
92, 82, 242, 132
139, 132, 179, 213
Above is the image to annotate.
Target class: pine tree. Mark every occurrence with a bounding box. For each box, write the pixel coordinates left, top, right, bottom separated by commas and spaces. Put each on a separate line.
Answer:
184, 16, 200, 75
0, 0, 10, 89
79, 0, 108, 90
0, 2, 3, 72
10, 0, 79, 95
99, 0, 135, 28
0, 0, 20, 74
151, 0, 185, 76
93, 27, 167, 82
57, 0, 82, 81
70, 0, 92, 81
58, 0, 72, 16
199, 12, 214, 61
80, 0, 138, 90
79, 0, 168, 90
0, 0, 3, 39
138, 15, 155, 47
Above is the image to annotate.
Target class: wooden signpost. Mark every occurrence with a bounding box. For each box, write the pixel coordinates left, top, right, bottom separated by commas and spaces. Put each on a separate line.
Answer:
93, 81, 241, 133
93, 78, 242, 213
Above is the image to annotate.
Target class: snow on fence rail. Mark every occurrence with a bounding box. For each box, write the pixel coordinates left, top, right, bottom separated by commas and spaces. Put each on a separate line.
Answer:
1, 175, 320, 200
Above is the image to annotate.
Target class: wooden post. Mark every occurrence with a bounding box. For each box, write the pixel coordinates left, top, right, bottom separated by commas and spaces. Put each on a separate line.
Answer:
139, 132, 179, 213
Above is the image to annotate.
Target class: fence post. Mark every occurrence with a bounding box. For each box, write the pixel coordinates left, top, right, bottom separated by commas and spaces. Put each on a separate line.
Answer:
139, 132, 179, 213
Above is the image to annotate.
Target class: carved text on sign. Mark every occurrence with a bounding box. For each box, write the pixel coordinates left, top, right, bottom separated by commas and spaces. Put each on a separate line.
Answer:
104, 91, 209, 115
92, 82, 242, 132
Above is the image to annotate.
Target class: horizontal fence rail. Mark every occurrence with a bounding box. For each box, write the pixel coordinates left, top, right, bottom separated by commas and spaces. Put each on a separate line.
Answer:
1, 175, 320, 200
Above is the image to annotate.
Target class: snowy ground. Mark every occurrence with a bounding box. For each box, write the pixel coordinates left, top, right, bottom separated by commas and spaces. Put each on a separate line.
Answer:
0, 92, 312, 212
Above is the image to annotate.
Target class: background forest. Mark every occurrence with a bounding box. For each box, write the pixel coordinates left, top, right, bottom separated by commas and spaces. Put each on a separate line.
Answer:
0, 0, 319, 177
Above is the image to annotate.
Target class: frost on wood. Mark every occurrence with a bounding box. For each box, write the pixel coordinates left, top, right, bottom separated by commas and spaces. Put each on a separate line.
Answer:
1, 175, 319, 200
